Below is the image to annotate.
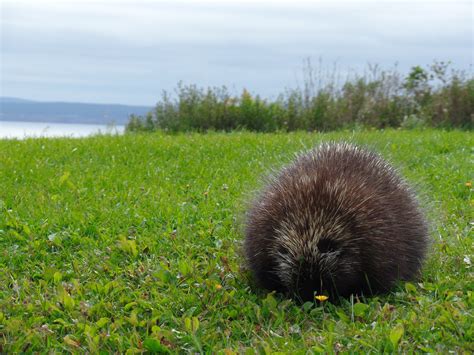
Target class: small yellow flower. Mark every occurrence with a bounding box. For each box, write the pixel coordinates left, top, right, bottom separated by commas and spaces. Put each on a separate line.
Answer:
315, 295, 329, 302
215, 284, 222, 290
465, 181, 472, 188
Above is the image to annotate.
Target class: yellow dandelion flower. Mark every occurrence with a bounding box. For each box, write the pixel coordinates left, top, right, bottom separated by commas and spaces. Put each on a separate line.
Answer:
315, 295, 329, 302
465, 181, 472, 188
215, 284, 222, 290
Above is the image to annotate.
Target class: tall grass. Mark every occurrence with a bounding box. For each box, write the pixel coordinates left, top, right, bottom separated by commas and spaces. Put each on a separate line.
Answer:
126, 61, 473, 132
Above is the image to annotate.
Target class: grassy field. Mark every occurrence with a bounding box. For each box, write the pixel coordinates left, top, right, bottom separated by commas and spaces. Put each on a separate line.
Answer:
0, 129, 472, 353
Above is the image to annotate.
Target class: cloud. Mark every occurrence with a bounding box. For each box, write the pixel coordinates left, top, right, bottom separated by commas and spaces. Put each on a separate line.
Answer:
1, 0, 472, 105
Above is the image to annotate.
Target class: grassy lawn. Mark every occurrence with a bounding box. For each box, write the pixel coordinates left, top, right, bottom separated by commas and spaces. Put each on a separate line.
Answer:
0, 129, 472, 352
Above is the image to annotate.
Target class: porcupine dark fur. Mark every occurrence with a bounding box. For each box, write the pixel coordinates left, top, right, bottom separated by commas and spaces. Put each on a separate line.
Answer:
244, 142, 429, 302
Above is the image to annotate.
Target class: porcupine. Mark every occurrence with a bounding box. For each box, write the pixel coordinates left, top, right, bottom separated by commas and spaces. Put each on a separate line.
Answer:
244, 142, 429, 302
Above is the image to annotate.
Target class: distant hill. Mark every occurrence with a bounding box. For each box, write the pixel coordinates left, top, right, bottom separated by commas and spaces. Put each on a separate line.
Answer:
0, 97, 152, 125
0, 97, 37, 104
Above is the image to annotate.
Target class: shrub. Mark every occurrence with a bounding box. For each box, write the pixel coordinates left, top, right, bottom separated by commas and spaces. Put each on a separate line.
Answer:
126, 61, 473, 132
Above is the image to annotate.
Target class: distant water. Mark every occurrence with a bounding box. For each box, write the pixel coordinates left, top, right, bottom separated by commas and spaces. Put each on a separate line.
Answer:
0, 121, 125, 139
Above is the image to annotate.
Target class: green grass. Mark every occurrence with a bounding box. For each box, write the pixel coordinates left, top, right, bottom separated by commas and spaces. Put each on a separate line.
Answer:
0, 129, 472, 353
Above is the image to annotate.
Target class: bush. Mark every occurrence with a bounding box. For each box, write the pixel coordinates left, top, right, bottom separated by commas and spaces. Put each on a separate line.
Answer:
126, 61, 473, 132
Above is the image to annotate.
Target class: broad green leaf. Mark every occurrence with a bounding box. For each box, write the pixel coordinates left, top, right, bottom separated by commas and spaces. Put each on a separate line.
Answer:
143, 338, 170, 354
353, 302, 369, 317
184, 317, 192, 332
336, 310, 350, 323
405, 282, 417, 294
390, 324, 404, 347
302, 301, 314, 312
53, 271, 62, 284
96, 317, 109, 328
192, 317, 200, 332
63, 335, 80, 348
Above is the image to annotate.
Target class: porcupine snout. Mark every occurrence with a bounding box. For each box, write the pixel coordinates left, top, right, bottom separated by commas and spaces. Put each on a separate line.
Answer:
274, 231, 363, 301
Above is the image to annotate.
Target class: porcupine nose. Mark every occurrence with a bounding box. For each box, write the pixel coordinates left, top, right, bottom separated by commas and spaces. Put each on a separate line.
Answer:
293, 263, 323, 302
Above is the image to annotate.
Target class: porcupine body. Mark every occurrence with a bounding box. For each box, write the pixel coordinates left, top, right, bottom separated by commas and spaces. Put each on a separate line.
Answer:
244, 142, 429, 302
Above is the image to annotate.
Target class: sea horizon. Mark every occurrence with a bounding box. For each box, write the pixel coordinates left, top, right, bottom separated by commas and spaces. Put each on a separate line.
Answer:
0, 120, 125, 139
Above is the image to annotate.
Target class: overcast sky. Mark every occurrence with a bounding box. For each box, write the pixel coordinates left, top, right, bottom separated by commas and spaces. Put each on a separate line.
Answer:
1, 0, 472, 105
